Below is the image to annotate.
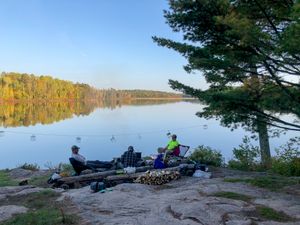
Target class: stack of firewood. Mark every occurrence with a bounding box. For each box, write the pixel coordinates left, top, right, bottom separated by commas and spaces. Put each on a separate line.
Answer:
135, 170, 180, 185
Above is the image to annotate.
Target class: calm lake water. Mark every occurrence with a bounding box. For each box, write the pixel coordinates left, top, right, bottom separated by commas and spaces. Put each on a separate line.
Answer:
0, 100, 297, 169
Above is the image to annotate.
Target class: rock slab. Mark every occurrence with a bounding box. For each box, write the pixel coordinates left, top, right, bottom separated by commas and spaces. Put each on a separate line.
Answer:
64, 176, 300, 225
0, 205, 28, 222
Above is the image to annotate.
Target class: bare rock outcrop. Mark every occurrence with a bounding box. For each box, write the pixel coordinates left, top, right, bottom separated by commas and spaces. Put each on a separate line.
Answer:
0, 185, 44, 197
9, 168, 50, 180
62, 176, 300, 225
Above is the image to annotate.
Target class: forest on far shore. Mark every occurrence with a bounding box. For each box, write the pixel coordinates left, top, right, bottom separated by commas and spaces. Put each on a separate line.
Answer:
0, 72, 183, 102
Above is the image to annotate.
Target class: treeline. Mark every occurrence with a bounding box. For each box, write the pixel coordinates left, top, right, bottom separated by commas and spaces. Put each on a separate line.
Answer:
0, 72, 182, 101
121, 89, 183, 98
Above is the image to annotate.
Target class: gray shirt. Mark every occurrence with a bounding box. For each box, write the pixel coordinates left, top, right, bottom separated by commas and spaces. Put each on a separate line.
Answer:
72, 153, 86, 164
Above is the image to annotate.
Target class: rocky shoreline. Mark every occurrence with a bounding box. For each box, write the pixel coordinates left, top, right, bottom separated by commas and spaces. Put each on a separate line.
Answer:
0, 167, 299, 225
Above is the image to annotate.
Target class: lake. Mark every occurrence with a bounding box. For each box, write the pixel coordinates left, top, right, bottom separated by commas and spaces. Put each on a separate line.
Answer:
0, 100, 297, 169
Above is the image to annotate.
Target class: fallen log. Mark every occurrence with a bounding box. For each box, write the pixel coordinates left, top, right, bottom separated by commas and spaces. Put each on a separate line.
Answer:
58, 166, 153, 185
104, 172, 144, 182
56, 162, 195, 188
163, 163, 195, 171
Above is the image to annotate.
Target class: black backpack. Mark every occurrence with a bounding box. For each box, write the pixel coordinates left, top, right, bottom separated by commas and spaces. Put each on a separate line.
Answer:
90, 181, 105, 192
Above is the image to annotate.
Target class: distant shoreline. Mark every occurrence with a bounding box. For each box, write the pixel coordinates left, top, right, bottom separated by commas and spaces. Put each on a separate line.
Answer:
131, 97, 195, 100
0, 97, 197, 104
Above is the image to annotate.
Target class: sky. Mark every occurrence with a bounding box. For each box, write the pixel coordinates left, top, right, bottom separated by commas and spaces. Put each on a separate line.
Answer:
0, 0, 207, 92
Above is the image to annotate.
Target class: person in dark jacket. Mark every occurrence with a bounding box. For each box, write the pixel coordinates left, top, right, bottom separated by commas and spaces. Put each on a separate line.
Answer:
121, 146, 137, 167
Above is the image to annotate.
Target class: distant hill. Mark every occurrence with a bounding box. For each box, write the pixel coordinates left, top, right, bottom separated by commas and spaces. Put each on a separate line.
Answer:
0, 72, 182, 102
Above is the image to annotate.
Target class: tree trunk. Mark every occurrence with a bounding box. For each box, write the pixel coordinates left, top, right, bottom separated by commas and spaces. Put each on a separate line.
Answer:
249, 67, 271, 167
256, 115, 271, 167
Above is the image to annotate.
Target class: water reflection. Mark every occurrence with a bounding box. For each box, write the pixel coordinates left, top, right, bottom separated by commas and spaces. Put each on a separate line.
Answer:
0, 100, 297, 169
0, 99, 192, 127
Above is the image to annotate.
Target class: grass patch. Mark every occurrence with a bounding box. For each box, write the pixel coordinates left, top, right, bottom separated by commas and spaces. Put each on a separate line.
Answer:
0, 189, 60, 208
2, 208, 77, 225
212, 191, 252, 202
249, 176, 300, 191
223, 178, 250, 183
224, 176, 300, 191
0, 170, 18, 187
255, 205, 294, 222
1, 190, 80, 225
22, 190, 60, 209
0, 169, 52, 188
28, 173, 52, 188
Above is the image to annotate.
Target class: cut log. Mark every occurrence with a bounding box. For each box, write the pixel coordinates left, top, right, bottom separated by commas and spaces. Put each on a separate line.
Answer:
135, 170, 181, 185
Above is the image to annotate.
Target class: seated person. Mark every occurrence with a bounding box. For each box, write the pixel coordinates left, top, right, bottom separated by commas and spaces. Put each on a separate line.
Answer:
163, 134, 180, 158
120, 146, 138, 167
70, 145, 113, 175
154, 153, 165, 169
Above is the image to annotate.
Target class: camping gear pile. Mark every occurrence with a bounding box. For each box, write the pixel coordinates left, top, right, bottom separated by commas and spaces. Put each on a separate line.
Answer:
135, 170, 180, 185
50, 144, 197, 189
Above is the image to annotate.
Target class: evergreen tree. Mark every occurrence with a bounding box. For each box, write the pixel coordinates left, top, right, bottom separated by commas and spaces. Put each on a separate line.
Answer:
154, 0, 300, 166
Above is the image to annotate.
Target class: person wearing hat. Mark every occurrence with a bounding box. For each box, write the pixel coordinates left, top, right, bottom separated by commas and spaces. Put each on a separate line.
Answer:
70, 145, 94, 175
71, 145, 87, 165
70, 145, 113, 175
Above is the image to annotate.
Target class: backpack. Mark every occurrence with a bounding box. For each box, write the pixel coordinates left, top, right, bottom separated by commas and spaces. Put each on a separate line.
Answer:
90, 181, 106, 192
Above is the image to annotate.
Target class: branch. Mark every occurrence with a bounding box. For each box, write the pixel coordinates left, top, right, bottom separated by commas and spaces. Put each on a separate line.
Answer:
280, 80, 300, 88
263, 60, 299, 102
248, 105, 300, 129
213, 94, 300, 130
253, 0, 280, 36
239, 113, 300, 131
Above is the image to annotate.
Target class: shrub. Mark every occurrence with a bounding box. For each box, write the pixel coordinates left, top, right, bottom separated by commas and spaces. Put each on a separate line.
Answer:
19, 163, 40, 171
143, 156, 152, 160
271, 137, 300, 176
44, 162, 57, 170
228, 136, 260, 171
189, 145, 223, 167
59, 163, 74, 176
